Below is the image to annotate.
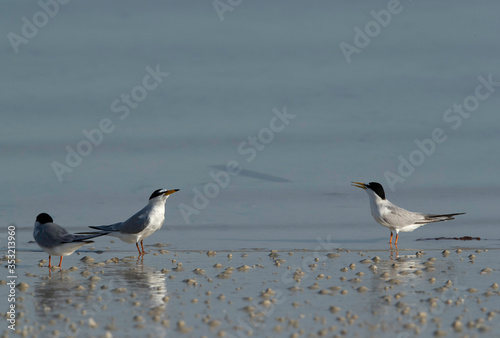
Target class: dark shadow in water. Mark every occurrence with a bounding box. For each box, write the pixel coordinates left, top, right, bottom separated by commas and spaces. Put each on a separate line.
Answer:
209, 165, 291, 182
416, 236, 482, 241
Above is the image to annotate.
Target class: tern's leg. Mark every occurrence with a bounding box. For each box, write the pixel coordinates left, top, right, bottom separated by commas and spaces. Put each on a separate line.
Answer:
395, 233, 399, 246
140, 240, 146, 255
389, 232, 393, 244
136, 242, 142, 256
58, 256, 63, 268
48, 256, 52, 268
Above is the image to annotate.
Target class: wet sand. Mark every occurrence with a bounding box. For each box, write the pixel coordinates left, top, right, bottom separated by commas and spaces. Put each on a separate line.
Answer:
3, 235, 499, 337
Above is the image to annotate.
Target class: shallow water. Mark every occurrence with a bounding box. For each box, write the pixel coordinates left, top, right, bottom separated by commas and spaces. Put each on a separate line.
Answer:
1, 1, 500, 336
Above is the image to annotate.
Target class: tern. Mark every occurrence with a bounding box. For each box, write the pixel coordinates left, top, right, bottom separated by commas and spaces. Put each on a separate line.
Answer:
351, 182, 465, 246
33, 213, 109, 268
83, 189, 179, 256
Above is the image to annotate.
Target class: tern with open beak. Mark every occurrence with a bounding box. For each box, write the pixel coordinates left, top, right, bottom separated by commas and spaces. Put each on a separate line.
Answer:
351, 182, 465, 246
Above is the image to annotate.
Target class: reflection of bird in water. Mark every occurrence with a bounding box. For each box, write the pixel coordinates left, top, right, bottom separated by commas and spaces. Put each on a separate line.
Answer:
368, 253, 427, 300
366, 254, 427, 327
352, 182, 465, 246
375, 254, 425, 280
33, 273, 80, 317
108, 263, 168, 309
34, 262, 169, 336
103, 263, 170, 338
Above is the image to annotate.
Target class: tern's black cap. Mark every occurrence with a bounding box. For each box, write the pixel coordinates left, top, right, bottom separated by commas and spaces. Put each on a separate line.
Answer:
367, 182, 385, 200
149, 189, 180, 200
150, 189, 166, 200
36, 213, 54, 224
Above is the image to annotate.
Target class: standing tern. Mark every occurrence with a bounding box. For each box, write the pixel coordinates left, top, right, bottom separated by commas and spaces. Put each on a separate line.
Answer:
33, 213, 109, 268
83, 189, 179, 256
351, 182, 465, 246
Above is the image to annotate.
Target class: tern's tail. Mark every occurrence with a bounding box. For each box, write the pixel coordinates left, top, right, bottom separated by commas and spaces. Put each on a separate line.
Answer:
75, 222, 122, 237
87, 222, 122, 232
419, 212, 466, 224
70, 231, 111, 243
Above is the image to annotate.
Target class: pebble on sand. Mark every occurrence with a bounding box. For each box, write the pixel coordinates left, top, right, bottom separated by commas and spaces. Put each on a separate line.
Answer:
237, 265, 252, 272
260, 288, 275, 299
173, 263, 185, 272
193, 268, 206, 275
216, 268, 233, 279
112, 287, 127, 294
183, 278, 198, 286
80, 256, 95, 264
88, 318, 99, 329
13, 282, 29, 293
176, 320, 193, 334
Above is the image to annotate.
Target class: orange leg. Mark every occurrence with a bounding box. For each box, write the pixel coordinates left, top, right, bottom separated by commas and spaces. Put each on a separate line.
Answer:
395, 233, 399, 246
58, 256, 63, 268
389, 232, 393, 244
48, 256, 52, 268
140, 240, 146, 255
136, 242, 142, 255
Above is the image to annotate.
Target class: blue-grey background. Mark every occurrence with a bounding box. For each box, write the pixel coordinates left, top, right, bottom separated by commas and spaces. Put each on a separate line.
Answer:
1, 1, 499, 250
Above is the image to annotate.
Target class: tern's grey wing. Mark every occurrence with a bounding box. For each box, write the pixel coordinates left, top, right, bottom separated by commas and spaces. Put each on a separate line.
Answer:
34, 223, 75, 248
88, 205, 152, 234
119, 211, 151, 234
382, 205, 425, 226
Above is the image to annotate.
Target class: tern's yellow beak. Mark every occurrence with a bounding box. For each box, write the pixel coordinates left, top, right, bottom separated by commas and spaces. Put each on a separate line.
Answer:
163, 189, 180, 196
351, 182, 367, 189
